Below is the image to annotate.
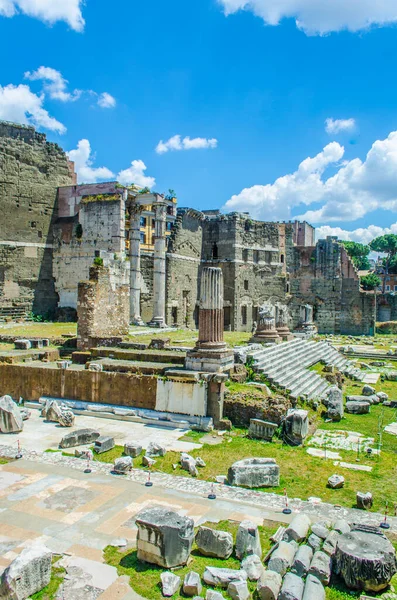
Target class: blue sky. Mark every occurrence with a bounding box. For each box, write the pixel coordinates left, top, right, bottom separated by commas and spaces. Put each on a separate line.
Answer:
2, 0, 397, 243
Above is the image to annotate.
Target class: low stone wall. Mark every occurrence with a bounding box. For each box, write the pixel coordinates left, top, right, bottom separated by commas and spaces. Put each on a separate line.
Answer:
224, 391, 290, 428
0, 364, 157, 409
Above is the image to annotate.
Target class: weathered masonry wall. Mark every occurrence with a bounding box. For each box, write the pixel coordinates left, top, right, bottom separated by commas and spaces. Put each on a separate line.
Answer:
53, 191, 127, 311
0, 121, 75, 318
289, 236, 374, 334
77, 262, 129, 350
0, 364, 157, 407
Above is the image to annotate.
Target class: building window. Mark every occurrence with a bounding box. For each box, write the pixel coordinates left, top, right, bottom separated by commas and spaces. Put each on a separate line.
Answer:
281, 254, 285, 264
244, 280, 249, 291
212, 243, 218, 259
241, 305, 247, 325
253, 250, 260, 263
140, 217, 146, 227
386, 285, 391, 291
166, 222, 172, 232
140, 232, 146, 244
152, 219, 155, 228
394, 285, 397, 291
30, 221, 36, 228
152, 235, 155, 245
242, 249, 249, 262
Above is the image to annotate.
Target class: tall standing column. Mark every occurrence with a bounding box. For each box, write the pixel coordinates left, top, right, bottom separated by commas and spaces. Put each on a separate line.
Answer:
129, 203, 144, 325
185, 267, 234, 372
149, 200, 168, 327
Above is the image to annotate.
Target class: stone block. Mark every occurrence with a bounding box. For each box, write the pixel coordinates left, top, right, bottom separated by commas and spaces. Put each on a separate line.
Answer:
0, 544, 52, 600
142, 455, 156, 467
206, 591, 224, 600
333, 519, 350, 535
195, 526, 233, 559
346, 401, 370, 414
291, 544, 313, 577
268, 541, 297, 576
147, 442, 166, 456
257, 570, 282, 600
58, 410, 75, 427
0, 395, 23, 433
203, 567, 247, 588
241, 554, 264, 581
278, 572, 304, 600
322, 386, 343, 421
94, 436, 115, 454
328, 474, 345, 489
59, 428, 100, 448
124, 441, 142, 457
283, 409, 309, 446
228, 458, 280, 488
136, 508, 194, 568
308, 551, 331, 585
323, 530, 340, 556
302, 574, 325, 600
113, 456, 132, 473
362, 385, 376, 396
183, 572, 202, 597
311, 523, 329, 540
284, 514, 311, 543
236, 520, 262, 559
227, 579, 250, 600
356, 492, 373, 510
249, 419, 278, 441
161, 572, 180, 597
14, 339, 31, 350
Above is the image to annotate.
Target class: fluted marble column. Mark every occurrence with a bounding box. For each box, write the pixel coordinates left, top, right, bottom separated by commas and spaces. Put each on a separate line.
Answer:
129, 203, 144, 325
149, 200, 168, 327
197, 267, 226, 349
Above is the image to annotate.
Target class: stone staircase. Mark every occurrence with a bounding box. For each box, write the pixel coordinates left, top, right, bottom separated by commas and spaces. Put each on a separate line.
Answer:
242, 339, 364, 400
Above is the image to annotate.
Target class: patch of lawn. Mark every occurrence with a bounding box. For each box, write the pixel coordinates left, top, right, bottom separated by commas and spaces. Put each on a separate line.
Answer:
126, 328, 251, 348
310, 361, 326, 375
0, 457, 10, 464
0, 322, 77, 339
30, 557, 65, 600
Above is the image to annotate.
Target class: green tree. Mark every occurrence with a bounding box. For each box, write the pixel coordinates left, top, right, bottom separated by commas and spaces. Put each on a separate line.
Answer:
369, 234, 397, 292
341, 241, 371, 270
360, 273, 381, 291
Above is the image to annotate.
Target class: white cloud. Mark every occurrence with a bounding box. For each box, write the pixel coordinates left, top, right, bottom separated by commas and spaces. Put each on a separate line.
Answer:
117, 160, 156, 188
0, 0, 84, 31
224, 131, 397, 224
156, 134, 218, 154
97, 92, 116, 109
25, 66, 81, 102
325, 118, 356, 135
316, 223, 397, 245
67, 139, 114, 184
217, 0, 397, 35
0, 83, 66, 133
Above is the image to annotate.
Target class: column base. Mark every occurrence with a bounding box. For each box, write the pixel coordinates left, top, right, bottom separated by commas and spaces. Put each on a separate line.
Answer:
148, 317, 168, 328
131, 316, 145, 326
276, 326, 294, 342
185, 347, 234, 373
250, 329, 281, 344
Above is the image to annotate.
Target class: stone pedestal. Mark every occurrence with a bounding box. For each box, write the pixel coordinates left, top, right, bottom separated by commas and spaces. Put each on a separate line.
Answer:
149, 200, 168, 328
276, 303, 294, 341
294, 304, 318, 338
129, 203, 144, 326
185, 267, 234, 373
251, 303, 280, 344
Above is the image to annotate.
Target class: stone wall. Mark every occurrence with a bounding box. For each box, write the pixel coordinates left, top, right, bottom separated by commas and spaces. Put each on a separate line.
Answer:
223, 390, 290, 427
53, 191, 127, 311
0, 363, 157, 408
289, 236, 374, 334
0, 121, 74, 317
77, 261, 129, 350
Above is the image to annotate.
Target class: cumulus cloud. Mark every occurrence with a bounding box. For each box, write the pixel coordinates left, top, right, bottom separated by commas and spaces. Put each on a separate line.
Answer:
25, 66, 81, 102
224, 131, 397, 224
316, 223, 397, 245
217, 0, 397, 35
67, 139, 115, 184
156, 134, 218, 154
24, 66, 116, 109
325, 118, 356, 135
0, 0, 85, 31
117, 160, 156, 188
0, 83, 66, 133
97, 92, 116, 109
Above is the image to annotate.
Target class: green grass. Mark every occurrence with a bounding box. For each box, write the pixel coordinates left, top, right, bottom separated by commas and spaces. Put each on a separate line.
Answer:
30, 557, 65, 600
0, 457, 10, 465
225, 381, 266, 395
0, 322, 77, 339
310, 361, 326, 375
104, 520, 282, 600
126, 328, 251, 348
